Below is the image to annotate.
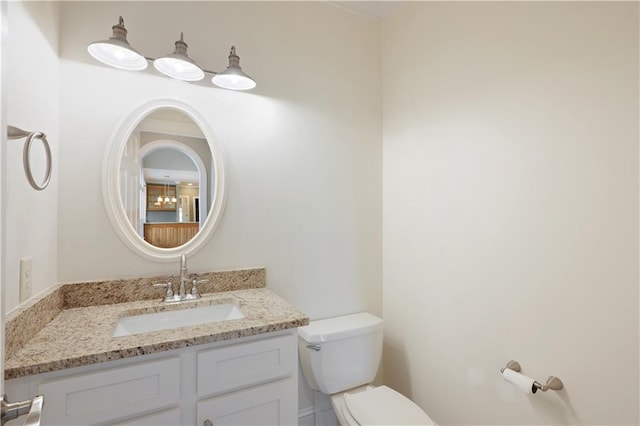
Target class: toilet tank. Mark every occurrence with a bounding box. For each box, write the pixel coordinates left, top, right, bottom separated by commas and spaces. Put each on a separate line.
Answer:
298, 312, 383, 395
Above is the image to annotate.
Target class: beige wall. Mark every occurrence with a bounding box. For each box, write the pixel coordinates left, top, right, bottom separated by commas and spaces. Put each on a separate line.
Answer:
6, 1, 639, 424
5, 2, 59, 312
6, 1, 382, 418
56, 1, 381, 419
382, 2, 638, 424
56, 1, 382, 321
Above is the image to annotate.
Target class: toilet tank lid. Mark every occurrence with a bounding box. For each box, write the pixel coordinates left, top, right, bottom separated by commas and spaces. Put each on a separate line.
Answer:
298, 312, 383, 344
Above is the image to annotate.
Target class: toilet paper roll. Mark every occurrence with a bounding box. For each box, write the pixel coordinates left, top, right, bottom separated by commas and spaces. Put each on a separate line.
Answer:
502, 368, 537, 394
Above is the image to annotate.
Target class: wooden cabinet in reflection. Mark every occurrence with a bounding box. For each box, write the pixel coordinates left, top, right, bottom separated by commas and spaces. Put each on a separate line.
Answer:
147, 184, 177, 211
144, 222, 199, 248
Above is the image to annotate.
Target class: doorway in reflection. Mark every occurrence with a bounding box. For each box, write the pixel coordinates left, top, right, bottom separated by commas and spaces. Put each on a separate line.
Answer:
120, 109, 213, 248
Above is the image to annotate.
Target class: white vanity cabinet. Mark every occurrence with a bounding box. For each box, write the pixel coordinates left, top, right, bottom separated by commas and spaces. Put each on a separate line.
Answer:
5, 329, 298, 426
39, 357, 182, 425
196, 334, 298, 425
197, 380, 296, 426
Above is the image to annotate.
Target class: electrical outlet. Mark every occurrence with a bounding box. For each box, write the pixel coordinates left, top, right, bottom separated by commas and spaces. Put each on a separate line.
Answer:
19, 257, 33, 302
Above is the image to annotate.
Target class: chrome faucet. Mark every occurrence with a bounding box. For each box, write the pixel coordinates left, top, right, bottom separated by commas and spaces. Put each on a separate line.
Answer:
179, 253, 189, 299
153, 253, 208, 303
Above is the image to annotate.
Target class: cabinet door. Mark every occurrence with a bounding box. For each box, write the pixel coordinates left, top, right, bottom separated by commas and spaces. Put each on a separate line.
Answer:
197, 378, 297, 426
197, 333, 296, 397
147, 184, 177, 211
38, 357, 180, 425
112, 407, 181, 425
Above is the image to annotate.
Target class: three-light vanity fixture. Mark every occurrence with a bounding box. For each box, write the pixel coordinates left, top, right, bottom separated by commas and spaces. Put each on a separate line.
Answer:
87, 16, 256, 91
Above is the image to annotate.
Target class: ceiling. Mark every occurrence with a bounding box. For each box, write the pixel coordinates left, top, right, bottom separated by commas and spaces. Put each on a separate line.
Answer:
327, 1, 403, 19
146, 109, 195, 124
143, 168, 199, 186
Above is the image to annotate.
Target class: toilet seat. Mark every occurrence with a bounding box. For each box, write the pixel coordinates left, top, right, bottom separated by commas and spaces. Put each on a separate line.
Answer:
331, 386, 370, 426
332, 385, 436, 425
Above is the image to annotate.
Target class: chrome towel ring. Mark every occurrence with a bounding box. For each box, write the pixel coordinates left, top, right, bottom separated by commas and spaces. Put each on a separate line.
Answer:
7, 125, 52, 191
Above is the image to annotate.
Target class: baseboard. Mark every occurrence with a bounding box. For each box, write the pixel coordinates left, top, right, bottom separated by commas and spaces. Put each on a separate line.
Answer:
298, 406, 338, 426
299, 406, 316, 418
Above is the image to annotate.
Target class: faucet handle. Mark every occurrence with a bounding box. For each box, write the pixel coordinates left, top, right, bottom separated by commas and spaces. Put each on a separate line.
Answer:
153, 279, 174, 299
190, 278, 209, 298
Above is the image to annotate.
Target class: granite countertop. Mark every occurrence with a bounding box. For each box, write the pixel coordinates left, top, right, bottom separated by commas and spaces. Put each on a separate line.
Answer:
5, 269, 309, 380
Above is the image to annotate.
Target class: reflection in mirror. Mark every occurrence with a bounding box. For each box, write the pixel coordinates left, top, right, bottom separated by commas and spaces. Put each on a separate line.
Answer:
104, 99, 226, 262
120, 109, 213, 248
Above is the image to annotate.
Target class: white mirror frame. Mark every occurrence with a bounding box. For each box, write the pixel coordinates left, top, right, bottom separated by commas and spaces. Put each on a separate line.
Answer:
102, 99, 227, 262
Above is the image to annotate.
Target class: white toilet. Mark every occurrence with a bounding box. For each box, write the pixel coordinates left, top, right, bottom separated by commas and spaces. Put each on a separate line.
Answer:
298, 312, 436, 425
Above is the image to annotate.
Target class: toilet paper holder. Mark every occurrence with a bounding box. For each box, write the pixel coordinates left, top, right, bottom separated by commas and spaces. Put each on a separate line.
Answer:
500, 360, 564, 393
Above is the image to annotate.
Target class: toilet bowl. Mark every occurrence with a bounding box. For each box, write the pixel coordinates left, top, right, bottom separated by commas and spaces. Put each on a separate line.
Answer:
298, 312, 436, 425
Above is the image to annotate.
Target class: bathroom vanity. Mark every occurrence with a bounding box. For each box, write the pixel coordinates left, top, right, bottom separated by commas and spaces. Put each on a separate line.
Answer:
4, 268, 308, 425
7, 330, 297, 425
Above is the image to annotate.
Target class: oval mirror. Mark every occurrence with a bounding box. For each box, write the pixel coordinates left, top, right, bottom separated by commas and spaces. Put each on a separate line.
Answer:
103, 99, 226, 262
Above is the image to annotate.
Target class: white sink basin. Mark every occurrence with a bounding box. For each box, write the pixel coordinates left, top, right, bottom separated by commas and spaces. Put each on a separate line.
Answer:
113, 303, 245, 337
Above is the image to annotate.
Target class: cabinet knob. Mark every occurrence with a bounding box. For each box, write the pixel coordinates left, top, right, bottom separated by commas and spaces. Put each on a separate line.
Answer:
203, 420, 213, 426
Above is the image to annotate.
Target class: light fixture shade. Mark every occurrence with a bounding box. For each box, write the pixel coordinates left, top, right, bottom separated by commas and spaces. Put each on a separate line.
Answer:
153, 33, 204, 82
212, 46, 256, 91
87, 17, 147, 71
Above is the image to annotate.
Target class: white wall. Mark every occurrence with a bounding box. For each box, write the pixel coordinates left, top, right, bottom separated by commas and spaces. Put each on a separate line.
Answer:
382, 2, 638, 425
5, 2, 59, 312
57, 0, 381, 320
56, 2, 381, 419
8, 1, 639, 424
